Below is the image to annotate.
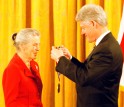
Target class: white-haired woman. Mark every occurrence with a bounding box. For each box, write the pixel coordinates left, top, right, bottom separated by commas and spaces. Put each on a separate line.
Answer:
2, 28, 43, 107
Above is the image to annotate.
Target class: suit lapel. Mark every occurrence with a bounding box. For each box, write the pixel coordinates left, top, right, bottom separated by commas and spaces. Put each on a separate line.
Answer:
86, 47, 96, 62
86, 32, 112, 62
24, 69, 35, 78
30, 60, 42, 94
99, 32, 112, 44
30, 60, 41, 79
13, 53, 36, 79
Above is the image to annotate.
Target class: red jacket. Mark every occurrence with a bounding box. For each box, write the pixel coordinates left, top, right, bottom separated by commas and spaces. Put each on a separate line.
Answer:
2, 54, 43, 107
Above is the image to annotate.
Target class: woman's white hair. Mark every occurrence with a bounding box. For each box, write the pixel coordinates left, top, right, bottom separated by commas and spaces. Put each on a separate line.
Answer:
12, 28, 40, 50
75, 4, 108, 26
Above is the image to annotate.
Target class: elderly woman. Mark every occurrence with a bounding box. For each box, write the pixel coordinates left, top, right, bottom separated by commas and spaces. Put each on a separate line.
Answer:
2, 28, 43, 107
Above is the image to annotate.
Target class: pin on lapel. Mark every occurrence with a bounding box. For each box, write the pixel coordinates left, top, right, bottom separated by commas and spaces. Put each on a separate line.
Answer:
35, 65, 38, 70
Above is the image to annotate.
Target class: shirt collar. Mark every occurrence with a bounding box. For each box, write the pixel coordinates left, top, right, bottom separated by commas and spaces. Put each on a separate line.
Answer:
95, 30, 110, 46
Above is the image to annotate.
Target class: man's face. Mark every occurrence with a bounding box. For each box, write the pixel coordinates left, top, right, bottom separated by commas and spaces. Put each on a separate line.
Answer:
80, 21, 97, 43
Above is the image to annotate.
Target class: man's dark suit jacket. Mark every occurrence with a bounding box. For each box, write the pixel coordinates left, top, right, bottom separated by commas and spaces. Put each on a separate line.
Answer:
56, 32, 123, 107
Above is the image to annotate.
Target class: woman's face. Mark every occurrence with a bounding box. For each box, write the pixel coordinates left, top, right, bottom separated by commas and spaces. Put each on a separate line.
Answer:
20, 35, 40, 60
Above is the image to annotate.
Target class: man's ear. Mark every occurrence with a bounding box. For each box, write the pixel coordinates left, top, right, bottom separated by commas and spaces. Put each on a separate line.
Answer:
90, 20, 97, 27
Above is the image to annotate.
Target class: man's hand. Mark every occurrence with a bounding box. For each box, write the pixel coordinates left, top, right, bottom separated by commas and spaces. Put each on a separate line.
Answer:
51, 46, 64, 63
60, 46, 72, 60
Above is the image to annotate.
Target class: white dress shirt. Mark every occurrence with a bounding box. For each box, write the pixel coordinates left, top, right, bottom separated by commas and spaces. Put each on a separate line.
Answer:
95, 31, 110, 46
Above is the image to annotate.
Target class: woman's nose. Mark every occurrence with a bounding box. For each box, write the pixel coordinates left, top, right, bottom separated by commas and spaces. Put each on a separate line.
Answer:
35, 45, 40, 51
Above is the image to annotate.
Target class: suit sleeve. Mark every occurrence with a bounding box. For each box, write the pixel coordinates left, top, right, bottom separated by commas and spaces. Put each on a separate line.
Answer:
56, 49, 113, 86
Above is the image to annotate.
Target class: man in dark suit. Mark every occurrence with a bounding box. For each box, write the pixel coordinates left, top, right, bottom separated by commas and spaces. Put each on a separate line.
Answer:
51, 4, 123, 107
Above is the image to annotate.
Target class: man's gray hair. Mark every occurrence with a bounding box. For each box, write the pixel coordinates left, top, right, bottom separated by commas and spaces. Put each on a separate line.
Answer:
75, 4, 108, 26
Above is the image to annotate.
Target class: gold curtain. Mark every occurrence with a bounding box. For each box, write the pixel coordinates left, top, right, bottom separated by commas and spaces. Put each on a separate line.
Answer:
0, 0, 123, 107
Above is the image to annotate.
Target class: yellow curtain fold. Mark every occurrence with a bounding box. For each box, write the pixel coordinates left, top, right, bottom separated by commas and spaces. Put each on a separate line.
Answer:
104, 0, 122, 39
64, 0, 77, 107
76, 0, 85, 61
31, 0, 55, 107
0, 1, 8, 106
0, 0, 26, 107
53, 1, 68, 107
